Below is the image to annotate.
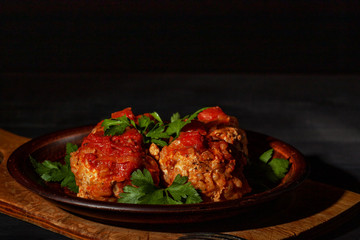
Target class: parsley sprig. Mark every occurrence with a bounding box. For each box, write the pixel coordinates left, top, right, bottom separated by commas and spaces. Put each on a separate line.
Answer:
102, 107, 209, 147
245, 148, 290, 191
118, 169, 202, 204
259, 149, 290, 182
102, 115, 137, 136
30, 143, 79, 193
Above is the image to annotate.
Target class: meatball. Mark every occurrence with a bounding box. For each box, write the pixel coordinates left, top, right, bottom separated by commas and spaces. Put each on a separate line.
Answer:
70, 108, 159, 202
158, 107, 251, 202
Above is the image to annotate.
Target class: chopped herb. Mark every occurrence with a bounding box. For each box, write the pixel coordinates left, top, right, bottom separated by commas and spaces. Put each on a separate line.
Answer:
30, 142, 79, 193
118, 169, 202, 204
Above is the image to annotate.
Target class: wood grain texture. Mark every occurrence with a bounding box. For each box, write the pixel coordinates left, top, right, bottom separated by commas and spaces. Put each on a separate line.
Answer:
0, 128, 359, 240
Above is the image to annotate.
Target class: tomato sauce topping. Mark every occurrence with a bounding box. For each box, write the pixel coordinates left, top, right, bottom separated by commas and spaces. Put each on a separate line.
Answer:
82, 128, 142, 156
181, 120, 207, 135
111, 107, 136, 120
177, 131, 205, 151
198, 106, 230, 123
87, 157, 140, 181
81, 127, 145, 181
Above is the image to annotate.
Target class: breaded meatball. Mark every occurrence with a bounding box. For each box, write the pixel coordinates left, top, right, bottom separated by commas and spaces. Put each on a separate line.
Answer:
158, 107, 251, 202
70, 108, 159, 202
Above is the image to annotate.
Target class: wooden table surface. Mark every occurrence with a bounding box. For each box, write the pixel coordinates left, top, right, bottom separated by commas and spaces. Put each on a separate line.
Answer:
0, 73, 359, 239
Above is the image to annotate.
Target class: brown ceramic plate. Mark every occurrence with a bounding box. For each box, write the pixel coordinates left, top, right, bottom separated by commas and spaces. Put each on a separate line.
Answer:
7, 125, 308, 225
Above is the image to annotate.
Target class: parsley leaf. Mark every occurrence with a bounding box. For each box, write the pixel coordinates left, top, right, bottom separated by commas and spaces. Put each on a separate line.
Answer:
170, 112, 181, 122
257, 148, 290, 183
259, 148, 274, 163
137, 115, 153, 132
150, 112, 163, 124
268, 158, 290, 181
118, 169, 202, 204
165, 107, 209, 139
102, 115, 135, 136
146, 123, 169, 140
244, 148, 290, 192
30, 142, 79, 193
166, 174, 203, 204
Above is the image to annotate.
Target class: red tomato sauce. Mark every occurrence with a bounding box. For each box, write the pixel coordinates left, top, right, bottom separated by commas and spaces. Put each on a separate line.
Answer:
111, 107, 136, 120
177, 131, 205, 151
82, 129, 143, 156
198, 106, 230, 123
81, 127, 145, 180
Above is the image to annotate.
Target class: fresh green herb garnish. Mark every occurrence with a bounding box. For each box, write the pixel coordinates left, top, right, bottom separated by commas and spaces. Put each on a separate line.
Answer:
245, 148, 290, 191
101, 107, 209, 147
118, 169, 203, 204
30, 142, 79, 193
165, 107, 207, 140
102, 115, 136, 136
259, 149, 274, 163
258, 149, 291, 182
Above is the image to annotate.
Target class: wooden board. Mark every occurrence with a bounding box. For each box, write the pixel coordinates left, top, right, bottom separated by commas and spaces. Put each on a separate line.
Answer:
0, 128, 359, 240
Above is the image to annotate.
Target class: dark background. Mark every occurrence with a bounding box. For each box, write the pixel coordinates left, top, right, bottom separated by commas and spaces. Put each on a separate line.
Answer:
1, 1, 360, 239
2, 1, 360, 73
